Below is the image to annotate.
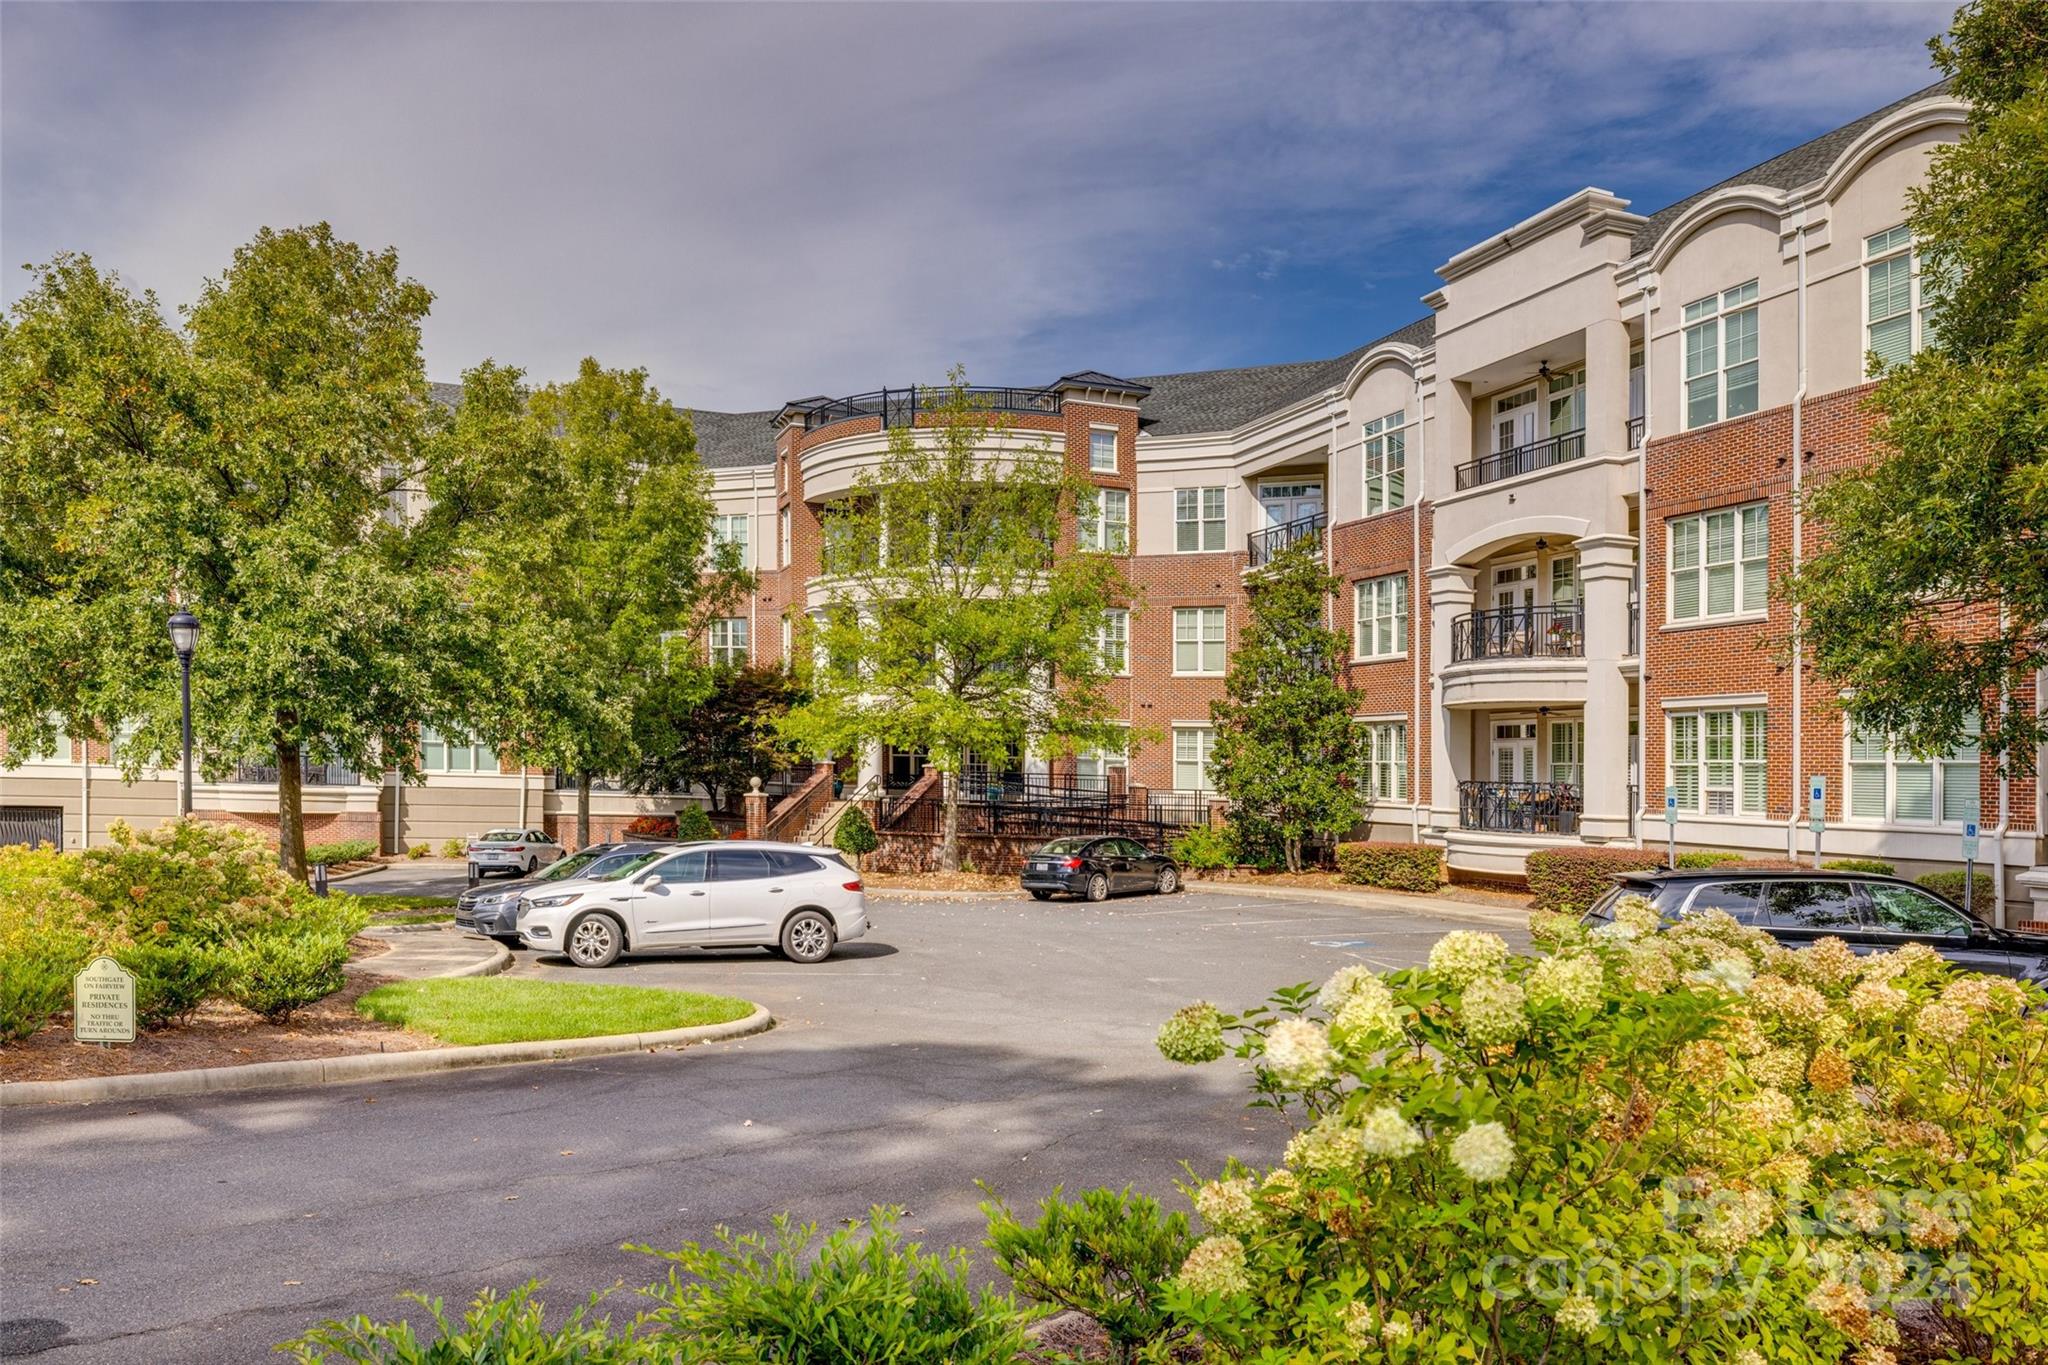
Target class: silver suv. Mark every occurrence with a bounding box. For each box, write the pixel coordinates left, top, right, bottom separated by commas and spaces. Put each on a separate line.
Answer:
515, 840, 868, 966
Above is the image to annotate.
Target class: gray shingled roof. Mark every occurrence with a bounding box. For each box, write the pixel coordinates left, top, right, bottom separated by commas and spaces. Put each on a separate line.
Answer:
1132, 315, 1436, 437
1629, 78, 1954, 257
421, 380, 775, 469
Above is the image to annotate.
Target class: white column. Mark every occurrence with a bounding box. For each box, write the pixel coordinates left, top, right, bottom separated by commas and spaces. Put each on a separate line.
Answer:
1427, 563, 1479, 830
857, 741, 884, 790
1583, 316, 1633, 458
1577, 533, 1638, 842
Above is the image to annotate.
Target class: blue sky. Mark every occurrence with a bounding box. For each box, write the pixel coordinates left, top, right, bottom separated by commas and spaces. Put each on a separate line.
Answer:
2, 2, 1952, 412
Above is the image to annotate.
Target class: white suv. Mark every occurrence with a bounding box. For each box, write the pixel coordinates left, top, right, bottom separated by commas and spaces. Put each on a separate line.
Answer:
515, 841, 868, 967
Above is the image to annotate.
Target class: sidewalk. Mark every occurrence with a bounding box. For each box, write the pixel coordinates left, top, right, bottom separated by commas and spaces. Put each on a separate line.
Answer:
349, 924, 510, 980
1183, 878, 1533, 929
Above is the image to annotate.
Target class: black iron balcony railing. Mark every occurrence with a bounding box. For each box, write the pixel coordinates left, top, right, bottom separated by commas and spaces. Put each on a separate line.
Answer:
1627, 415, 1646, 449
227, 758, 362, 786
1247, 510, 1326, 568
1458, 780, 1581, 835
1450, 605, 1584, 662
1456, 428, 1586, 491
799, 385, 1062, 433
1627, 596, 1640, 656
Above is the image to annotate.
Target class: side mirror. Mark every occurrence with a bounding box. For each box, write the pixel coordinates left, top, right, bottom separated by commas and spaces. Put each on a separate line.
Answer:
641, 873, 664, 889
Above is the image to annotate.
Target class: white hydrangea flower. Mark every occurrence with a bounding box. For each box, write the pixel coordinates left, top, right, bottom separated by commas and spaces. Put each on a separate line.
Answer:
1356, 1103, 1423, 1158
1685, 956, 1754, 996
1262, 1017, 1336, 1087
1193, 1177, 1261, 1234
1174, 1235, 1249, 1296
1449, 1121, 1515, 1182
1427, 930, 1510, 985
1527, 953, 1604, 1012
1317, 963, 1380, 1015
1460, 976, 1529, 1047
1331, 975, 1403, 1052
1285, 1115, 1369, 1172
1589, 919, 1642, 945
1554, 1293, 1600, 1335
1613, 894, 1662, 936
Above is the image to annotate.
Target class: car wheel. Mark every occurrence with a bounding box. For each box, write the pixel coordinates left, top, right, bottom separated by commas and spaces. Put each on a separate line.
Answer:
781, 910, 835, 964
1155, 866, 1180, 895
1028, 890, 1053, 902
525, 856, 538, 875
1084, 872, 1110, 902
565, 912, 623, 968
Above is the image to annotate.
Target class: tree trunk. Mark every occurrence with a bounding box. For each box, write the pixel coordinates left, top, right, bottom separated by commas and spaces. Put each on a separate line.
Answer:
1284, 834, 1302, 875
576, 771, 592, 849
275, 722, 308, 879
939, 769, 960, 872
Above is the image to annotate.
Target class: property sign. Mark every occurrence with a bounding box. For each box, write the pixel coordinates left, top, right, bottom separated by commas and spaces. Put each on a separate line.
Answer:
1663, 787, 1677, 827
72, 956, 136, 1044
1808, 775, 1826, 834
1961, 821, 1980, 861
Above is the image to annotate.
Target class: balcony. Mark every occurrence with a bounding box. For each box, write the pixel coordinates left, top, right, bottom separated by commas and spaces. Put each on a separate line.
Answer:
1247, 510, 1325, 568
1458, 780, 1581, 835
1455, 428, 1585, 491
1451, 605, 1583, 663
227, 758, 363, 786
797, 385, 1061, 433
1627, 416, 1645, 449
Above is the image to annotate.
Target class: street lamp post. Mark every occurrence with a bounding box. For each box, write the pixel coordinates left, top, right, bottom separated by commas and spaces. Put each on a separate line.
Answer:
166, 609, 200, 817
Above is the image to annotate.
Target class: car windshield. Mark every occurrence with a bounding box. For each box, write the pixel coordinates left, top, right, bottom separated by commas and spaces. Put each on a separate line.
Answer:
537, 850, 603, 882
1040, 837, 1095, 855
585, 850, 665, 881
477, 830, 525, 843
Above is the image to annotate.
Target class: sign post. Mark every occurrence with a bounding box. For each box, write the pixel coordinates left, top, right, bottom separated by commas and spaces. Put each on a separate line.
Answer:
72, 956, 136, 1045
1961, 821, 1980, 918
1663, 785, 1677, 868
1807, 775, 1826, 870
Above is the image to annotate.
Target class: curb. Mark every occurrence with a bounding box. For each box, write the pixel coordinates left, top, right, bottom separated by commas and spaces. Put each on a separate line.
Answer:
347, 928, 513, 980
1182, 878, 1533, 928
0, 1005, 774, 1109
866, 888, 1016, 901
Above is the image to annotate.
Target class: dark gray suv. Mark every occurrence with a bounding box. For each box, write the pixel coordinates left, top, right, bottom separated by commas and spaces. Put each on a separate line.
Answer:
1586, 869, 2048, 985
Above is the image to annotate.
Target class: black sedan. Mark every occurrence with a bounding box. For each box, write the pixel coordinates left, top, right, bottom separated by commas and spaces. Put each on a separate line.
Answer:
1020, 836, 1180, 902
1585, 868, 2047, 985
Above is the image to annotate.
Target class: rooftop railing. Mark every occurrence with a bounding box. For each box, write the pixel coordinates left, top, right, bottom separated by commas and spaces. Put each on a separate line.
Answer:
799, 386, 1062, 433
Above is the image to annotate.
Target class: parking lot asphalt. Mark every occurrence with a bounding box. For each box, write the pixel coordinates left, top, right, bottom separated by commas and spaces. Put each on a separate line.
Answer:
0, 889, 1526, 1363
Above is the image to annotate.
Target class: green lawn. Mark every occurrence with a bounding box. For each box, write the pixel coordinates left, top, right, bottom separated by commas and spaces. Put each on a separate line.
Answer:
355, 978, 754, 1046
341, 892, 459, 911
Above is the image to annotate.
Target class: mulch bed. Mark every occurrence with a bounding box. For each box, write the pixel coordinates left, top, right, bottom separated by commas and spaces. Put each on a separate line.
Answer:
860, 871, 1016, 892
1194, 869, 1533, 911
0, 940, 431, 1085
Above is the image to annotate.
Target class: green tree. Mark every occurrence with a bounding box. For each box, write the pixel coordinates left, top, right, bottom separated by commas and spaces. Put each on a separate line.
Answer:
778, 373, 1130, 871
1208, 536, 1367, 873
436, 359, 737, 846
0, 226, 467, 876
628, 663, 806, 813
1784, 0, 2048, 772
833, 803, 879, 871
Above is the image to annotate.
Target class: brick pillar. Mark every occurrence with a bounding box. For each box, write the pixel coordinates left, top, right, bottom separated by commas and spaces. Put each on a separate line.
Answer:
744, 777, 768, 839
1208, 799, 1228, 829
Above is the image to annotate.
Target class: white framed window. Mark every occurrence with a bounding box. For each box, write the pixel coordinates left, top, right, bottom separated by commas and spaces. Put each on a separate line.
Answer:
711, 513, 749, 560
1682, 280, 1760, 430
1089, 428, 1118, 473
1549, 719, 1583, 787
1865, 224, 1929, 373
1075, 726, 1128, 792
1359, 720, 1407, 801
1353, 574, 1408, 659
1847, 714, 1980, 825
1173, 607, 1227, 675
778, 508, 791, 568
1078, 488, 1130, 554
708, 617, 749, 668
1173, 726, 1217, 793
16, 714, 73, 764
1174, 487, 1226, 553
1362, 411, 1405, 516
420, 726, 499, 775
1096, 608, 1130, 675
1668, 707, 1765, 815
1668, 502, 1767, 621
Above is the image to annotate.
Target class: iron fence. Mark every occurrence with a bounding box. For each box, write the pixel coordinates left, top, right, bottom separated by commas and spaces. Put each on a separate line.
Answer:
1457, 780, 1581, 835
875, 777, 1208, 847
228, 758, 363, 786
1247, 511, 1326, 568
1450, 605, 1584, 662
1455, 428, 1586, 490
1627, 416, 1646, 449
800, 385, 1062, 433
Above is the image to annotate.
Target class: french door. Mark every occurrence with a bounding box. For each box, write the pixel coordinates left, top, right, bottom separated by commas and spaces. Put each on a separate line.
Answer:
1259, 480, 1324, 527
1492, 722, 1538, 783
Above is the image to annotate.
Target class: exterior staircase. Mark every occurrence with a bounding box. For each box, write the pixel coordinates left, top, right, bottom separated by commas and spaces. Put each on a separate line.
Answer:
800, 798, 850, 846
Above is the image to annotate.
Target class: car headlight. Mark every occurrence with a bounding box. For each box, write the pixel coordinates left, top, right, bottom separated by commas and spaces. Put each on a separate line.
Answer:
526, 892, 581, 910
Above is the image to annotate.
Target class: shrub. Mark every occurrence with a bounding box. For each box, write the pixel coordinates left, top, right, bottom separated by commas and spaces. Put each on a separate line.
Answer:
982, 1185, 1192, 1364
1920, 868, 1997, 911
672, 806, 718, 842
623, 814, 678, 840
405, 843, 429, 860
0, 848, 103, 1041
221, 931, 351, 1023
1673, 849, 1742, 868
117, 938, 222, 1027
305, 839, 376, 867
280, 1283, 634, 1364
834, 804, 878, 867
1333, 841, 1443, 891
1525, 845, 1664, 911
1171, 825, 1234, 871
1824, 857, 1896, 876
441, 837, 468, 859
633, 1208, 1027, 1365
1158, 910, 2048, 1360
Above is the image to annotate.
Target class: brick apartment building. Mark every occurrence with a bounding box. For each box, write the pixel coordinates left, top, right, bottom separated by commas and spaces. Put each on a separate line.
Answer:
5, 78, 2040, 920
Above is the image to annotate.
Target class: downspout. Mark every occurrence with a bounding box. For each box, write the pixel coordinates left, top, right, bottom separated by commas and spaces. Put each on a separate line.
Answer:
1787, 211, 1810, 861
79, 744, 90, 850
1638, 282, 1654, 847
1990, 607, 2011, 926
1411, 374, 1425, 845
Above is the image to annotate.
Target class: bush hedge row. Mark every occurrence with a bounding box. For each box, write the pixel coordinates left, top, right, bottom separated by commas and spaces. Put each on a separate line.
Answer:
1919, 868, 1996, 910
1524, 846, 1666, 911
1334, 841, 1445, 892
0, 820, 367, 1041
305, 838, 376, 866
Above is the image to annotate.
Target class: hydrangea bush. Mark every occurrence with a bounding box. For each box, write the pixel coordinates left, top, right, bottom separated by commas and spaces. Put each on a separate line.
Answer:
1158, 900, 2048, 1363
